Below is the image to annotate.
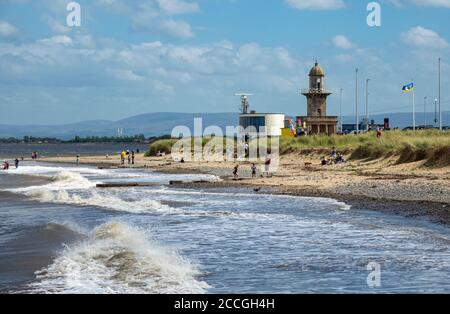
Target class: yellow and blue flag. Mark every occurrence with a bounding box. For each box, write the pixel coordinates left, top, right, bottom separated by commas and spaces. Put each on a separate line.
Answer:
402, 82, 414, 93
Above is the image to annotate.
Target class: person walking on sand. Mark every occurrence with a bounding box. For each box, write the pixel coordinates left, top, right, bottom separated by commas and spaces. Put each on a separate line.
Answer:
233, 165, 239, 179
251, 163, 257, 178
264, 157, 271, 177
131, 150, 135, 165
15, 158, 19, 169
127, 153, 131, 165
120, 151, 126, 165
76, 154, 80, 165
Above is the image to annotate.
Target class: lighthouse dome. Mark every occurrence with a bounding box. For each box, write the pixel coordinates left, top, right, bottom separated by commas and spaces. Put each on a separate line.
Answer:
309, 62, 325, 77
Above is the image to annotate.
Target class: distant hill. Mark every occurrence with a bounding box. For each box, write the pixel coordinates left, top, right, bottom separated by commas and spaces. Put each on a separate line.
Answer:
0, 111, 448, 140
0, 113, 239, 140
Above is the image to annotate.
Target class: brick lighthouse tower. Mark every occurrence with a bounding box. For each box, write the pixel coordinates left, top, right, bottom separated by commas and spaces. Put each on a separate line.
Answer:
299, 62, 337, 135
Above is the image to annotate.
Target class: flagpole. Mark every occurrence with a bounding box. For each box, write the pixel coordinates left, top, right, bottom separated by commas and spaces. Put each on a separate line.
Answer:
339, 88, 343, 132
356, 68, 359, 133
439, 57, 442, 131
413, 80, 416, 131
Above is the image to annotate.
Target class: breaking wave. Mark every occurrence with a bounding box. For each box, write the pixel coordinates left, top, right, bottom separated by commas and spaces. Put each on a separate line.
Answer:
25, 189, 174, 214
27, 222, 210, 294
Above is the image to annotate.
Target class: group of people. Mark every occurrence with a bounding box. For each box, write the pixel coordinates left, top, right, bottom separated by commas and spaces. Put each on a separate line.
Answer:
2, 158, 20, 170
120, 150, 136, 165
321, 147, 346, 166
233, 157, 272, 179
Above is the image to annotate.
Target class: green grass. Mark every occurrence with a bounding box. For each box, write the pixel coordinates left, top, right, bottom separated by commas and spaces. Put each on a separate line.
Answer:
280, 130, 450, 167
146, 137, 214, 157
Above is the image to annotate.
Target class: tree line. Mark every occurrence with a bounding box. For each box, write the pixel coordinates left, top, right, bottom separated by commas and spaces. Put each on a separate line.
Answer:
0, 134, 171, 144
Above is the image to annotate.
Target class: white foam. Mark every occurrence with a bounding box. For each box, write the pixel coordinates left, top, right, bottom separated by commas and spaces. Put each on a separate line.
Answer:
27, 222, 210, 294
4, 165, 108, 177
56, 191, 170, 214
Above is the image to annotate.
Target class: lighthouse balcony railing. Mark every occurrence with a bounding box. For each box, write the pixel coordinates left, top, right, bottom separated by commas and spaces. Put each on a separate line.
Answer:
301, 88, 332, 94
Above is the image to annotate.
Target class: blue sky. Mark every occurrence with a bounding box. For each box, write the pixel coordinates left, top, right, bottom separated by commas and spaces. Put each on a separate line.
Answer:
0, 0, 449, 125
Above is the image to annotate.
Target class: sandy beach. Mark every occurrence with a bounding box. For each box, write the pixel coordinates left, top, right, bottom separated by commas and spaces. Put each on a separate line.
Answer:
38, 151, 450, 224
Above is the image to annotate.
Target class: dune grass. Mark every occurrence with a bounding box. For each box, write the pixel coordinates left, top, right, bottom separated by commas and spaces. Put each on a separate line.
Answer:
146, 131, 450, 167
146, 137, 214, 156
280, 130, 450, 167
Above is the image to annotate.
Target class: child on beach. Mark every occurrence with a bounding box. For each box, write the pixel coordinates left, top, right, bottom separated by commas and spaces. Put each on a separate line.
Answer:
233, 165, 239, 179
251, 164, 257, 178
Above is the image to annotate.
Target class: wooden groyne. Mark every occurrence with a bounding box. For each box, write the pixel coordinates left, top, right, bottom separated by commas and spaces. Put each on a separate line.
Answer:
96, 183, 159, 188
96, 180, 213, 188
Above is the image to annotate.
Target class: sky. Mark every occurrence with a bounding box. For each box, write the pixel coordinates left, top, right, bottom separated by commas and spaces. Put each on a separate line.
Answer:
0, 0, 449, 125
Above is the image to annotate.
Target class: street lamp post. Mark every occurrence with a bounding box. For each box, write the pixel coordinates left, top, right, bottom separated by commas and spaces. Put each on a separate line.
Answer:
435, 99, 438, 126
340, 88, 343, 132
424, 96, 427, 127
366, 78, 370, 131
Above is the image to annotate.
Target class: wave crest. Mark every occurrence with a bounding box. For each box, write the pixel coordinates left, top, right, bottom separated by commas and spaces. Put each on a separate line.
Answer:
28, 222, 209, 294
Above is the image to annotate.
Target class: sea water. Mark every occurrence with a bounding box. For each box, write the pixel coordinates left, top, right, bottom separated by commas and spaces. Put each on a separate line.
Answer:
0, 162, 449, 293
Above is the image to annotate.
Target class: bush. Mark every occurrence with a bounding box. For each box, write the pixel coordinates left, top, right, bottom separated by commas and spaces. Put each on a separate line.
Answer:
148, 139, 178, 156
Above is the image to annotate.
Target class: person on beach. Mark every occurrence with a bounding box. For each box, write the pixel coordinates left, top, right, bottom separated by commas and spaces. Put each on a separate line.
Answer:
251, 163, 257, 178
264, 157, 271, 177
376, 127, 382, 138
14, 158, 19, 169
2, 160, 9, 170
233, 165, 239, 179
120, 151, 126, 165
131, 151, 135, 165
330, 147, 337, 159
128, 153, 131, 165
76, 155, 80, 165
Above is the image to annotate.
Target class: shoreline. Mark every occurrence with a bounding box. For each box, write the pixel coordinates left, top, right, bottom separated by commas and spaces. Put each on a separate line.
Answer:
32, 153, 450, 225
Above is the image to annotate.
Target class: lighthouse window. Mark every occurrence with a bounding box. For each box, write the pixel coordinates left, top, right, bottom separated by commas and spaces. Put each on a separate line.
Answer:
317, 78, 321, 90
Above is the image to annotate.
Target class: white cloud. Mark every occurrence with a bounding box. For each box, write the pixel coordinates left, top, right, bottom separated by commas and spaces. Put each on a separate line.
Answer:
389, 0, 450, 8
155, 0, 199, 15
38, 35, 73, 46
403, 26, 449, 48
109, 69, 145, 81
0, 35, 305, 97
95, 0, 199, 38
332, 35, 356, 49
285, 0, 345, 10
44, 16, 71, 34
0, 20, 18, 37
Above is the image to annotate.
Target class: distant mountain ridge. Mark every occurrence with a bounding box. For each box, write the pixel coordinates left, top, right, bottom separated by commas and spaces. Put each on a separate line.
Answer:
0, 111, 448, 139
0, 113, 239, 139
